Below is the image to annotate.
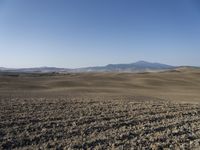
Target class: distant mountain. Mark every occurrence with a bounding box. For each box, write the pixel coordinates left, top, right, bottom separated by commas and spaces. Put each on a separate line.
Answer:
74, 61, 175, 72
0, 61, 180, 73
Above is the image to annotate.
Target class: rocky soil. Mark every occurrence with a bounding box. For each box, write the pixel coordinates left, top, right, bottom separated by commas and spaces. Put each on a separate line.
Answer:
0, 95, 200, 150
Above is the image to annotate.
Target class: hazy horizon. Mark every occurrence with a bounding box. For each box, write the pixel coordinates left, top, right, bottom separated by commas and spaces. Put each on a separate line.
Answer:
1, 0, 200, 68
1, 60, 200, 69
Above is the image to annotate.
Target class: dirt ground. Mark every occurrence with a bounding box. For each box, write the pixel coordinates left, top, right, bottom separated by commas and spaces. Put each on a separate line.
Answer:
0, 68, 200, 149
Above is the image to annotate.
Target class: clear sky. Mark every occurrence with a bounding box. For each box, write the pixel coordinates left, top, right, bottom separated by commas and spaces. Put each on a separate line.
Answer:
0, 0, 200, 68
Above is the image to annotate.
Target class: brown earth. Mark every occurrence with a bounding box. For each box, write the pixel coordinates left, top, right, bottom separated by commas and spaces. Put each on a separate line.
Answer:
0, 68, 200, 149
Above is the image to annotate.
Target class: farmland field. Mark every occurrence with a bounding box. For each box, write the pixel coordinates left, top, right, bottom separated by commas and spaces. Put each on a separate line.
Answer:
1, 68, 200, 149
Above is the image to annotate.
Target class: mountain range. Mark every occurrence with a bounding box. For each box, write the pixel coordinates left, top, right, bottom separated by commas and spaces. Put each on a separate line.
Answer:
0, 61, 197, 73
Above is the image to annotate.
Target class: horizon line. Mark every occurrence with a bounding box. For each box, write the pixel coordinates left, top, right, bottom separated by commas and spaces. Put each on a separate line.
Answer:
1, 61, 200, 69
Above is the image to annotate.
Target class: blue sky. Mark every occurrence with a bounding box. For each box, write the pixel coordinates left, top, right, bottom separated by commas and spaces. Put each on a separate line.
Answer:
0, 0, 200, 68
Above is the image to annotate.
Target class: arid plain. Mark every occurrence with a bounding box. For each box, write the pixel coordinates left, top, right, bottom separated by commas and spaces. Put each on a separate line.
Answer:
1, 68, 200, 149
